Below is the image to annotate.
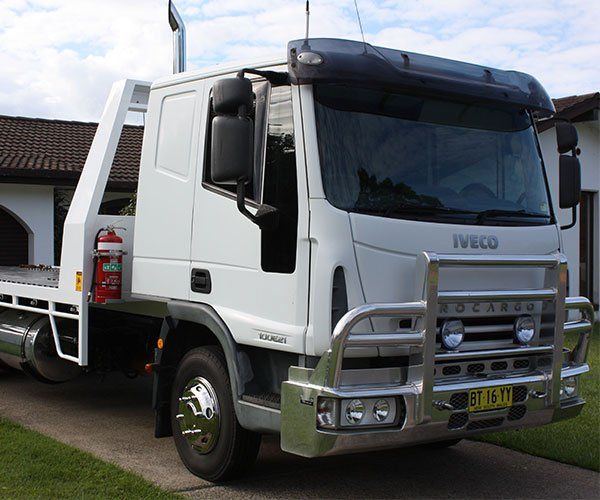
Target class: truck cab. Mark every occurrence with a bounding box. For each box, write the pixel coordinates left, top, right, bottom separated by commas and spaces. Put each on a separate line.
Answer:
0, 37, 593, 482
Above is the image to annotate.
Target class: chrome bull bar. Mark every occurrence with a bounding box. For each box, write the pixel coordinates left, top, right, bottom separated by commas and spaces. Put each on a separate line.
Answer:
281, 252, 594, 457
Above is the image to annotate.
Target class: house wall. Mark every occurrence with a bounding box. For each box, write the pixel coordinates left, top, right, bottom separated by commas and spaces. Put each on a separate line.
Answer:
0, 183, 133, 267
0, 183, 54, 265
540, 120, 600, 304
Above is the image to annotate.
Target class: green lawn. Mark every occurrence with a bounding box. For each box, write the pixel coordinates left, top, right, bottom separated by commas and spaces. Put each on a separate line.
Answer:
478, 326, 600, 471
0, 417, 176, 499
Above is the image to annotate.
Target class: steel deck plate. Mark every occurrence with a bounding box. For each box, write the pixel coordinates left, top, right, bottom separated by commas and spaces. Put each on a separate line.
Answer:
0, 266, 60, 288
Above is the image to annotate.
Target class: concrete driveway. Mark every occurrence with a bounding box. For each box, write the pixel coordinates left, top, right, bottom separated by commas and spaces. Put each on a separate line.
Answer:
1, 369, 598, 499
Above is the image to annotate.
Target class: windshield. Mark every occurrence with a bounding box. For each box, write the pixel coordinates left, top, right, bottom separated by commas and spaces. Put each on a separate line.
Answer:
314, 84, 552, 226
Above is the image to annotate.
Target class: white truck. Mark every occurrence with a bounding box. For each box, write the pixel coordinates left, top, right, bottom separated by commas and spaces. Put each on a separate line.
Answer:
0, 5, 594, 483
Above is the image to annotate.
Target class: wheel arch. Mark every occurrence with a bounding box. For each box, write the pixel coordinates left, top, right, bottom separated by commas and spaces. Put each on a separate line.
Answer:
153, 301, 255, 438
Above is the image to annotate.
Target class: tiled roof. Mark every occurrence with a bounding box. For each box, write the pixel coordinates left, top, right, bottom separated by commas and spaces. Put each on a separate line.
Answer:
552, 92, 599, 115
0, 115, 143, 189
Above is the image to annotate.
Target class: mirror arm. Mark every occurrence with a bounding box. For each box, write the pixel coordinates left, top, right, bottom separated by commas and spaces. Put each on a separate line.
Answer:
236, 180, 280, 231
236, 68, 289, 85
236, 180, 256, 224
560, 206, 577, 231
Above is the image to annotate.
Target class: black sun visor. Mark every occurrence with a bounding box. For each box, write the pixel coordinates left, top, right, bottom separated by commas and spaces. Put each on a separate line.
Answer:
288, 38, 554, 116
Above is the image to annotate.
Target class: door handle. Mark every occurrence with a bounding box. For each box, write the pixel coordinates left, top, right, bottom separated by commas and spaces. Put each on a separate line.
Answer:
191, 269, 211, 294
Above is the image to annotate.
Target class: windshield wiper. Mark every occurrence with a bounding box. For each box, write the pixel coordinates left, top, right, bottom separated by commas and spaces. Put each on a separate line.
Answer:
382, 202, 476, 218
476, 209, 550, 225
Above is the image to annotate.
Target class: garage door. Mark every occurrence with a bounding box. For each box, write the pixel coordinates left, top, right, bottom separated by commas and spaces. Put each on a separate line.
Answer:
0, 206, 29, 265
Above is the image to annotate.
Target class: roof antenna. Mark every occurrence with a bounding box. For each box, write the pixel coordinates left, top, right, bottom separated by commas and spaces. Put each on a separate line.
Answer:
305, 1, 310, 41
353, 0, 367, 48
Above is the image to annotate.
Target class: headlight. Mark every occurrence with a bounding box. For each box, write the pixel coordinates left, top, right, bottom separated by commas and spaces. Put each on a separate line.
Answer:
514, 315, 535, 345
373, 399, 390, 422
345, 399, 365, 424
441, 319, 465, 350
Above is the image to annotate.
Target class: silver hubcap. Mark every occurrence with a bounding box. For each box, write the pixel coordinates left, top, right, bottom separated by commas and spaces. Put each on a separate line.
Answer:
176, 376, 220, 454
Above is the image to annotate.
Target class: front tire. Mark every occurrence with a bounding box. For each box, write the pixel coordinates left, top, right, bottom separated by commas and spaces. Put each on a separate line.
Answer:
171, 346, 261, 482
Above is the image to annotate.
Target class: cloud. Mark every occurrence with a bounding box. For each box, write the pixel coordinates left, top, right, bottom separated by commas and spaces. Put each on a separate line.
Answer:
0, 0, 598, 121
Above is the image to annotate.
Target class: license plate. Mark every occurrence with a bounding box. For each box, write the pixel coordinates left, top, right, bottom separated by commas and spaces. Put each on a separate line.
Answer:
468, 385, 513, 412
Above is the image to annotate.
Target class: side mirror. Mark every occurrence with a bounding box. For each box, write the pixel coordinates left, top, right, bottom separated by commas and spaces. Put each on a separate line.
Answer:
210, 76, 279, 231
213, 77, 253, 115
556, 121, 578, 154
211, 77, 254, 185
211, 115, 253, 184
559, 154, 581, 231
559, 155, 581, 209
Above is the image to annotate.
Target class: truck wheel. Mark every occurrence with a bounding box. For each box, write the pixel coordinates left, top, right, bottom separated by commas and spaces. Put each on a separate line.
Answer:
171, 346, 261, 482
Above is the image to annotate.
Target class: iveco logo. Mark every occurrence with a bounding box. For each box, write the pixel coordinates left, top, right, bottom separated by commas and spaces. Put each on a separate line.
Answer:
453, 233, 499, 250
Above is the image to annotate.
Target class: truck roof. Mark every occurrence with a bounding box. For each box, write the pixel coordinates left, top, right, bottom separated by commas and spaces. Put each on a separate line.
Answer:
152, 37, 554, 116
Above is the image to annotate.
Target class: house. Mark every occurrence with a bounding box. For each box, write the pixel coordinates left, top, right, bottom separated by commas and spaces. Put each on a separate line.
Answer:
0, 115, 142, 266
538, 92, 600, 308
0, 91, 598, 307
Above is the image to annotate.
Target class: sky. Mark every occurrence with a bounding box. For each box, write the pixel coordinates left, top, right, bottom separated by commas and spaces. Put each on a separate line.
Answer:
0, 0, 598, 122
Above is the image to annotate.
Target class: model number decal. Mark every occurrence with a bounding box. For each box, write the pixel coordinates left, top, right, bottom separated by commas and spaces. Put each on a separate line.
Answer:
258, 332, 287, 344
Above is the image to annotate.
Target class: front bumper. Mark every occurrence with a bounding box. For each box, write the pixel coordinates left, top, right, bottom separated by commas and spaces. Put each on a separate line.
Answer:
281, 252, 594, 457
281, 365, 586, 457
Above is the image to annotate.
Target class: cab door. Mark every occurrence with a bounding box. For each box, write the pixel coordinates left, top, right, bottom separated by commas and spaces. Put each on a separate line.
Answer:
190, 80, 310, 353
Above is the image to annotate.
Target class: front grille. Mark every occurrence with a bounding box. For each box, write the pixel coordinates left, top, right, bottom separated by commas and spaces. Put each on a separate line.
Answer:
491, 361, 508, 371
467, 417, 504, 431
513, 385, 528, 403
449, 392, 468, 410
443, 365, 461, 376
437, 315, 517, 343
467, 363, 485, 374
513, 359, 530, 369
508, 405, 527, 421
537, 357, 552, 367
448, 413, 468, 430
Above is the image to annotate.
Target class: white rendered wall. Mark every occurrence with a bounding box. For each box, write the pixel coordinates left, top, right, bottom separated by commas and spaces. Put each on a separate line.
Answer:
540, 120, 600, 303
0, 183, 54, 265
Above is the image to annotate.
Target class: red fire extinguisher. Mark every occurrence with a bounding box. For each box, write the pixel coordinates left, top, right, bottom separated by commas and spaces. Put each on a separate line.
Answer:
92, 227, 124, 303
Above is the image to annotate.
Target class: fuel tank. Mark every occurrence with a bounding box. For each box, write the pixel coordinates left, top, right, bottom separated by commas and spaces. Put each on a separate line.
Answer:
0, 308, 81, 383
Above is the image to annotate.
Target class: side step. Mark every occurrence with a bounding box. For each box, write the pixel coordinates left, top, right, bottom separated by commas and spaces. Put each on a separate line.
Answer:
241, 392, 281, 410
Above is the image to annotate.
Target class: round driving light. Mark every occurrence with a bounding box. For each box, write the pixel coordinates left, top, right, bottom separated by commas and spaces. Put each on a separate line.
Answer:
441, 319, 465, 350
514, 315, 535, 345
373, 399, 390, 422
345, 399, 365, 424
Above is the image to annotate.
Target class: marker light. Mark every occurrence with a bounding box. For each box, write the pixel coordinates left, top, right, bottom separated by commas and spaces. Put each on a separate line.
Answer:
514, 315, 535, 345
297, 51, 323, 65
441, 319, 465, 350
560, 377, 577, 399
316, 398, 336, 428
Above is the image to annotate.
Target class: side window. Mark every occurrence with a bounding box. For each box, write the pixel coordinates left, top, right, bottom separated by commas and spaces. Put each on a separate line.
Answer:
261, 86, 298, 273
203, 80, 268, 202
156, 92, 196, 180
